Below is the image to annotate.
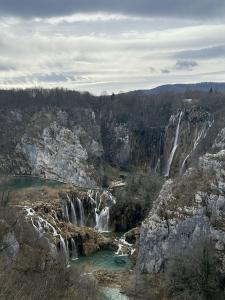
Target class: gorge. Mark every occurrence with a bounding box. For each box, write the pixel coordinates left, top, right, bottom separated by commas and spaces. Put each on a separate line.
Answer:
1, 88, 225, 299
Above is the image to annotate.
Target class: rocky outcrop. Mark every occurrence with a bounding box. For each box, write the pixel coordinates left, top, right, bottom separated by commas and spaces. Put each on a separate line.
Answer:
16, 122, 98, 187
138, 127, 225, 273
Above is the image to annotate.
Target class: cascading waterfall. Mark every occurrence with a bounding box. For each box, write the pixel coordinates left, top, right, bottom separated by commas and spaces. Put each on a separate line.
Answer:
165, 111, 183, 177
24, 207, 71, 264
71, 238, 78, 260
70, 200, 78, 225
64, 202, 70, 221
24, 207, 59, 237
95, 206, 110, 232
77, 198, 85, 226
88, 190, 116, 232
66, 193, 77, 225
60, 235, 69, 265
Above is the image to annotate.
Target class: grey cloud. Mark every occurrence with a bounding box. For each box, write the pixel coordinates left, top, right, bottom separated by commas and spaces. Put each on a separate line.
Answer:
0, 0, 224, 19
174, 45, 225, 60
161, 69, 171, 74
175, 60, 198, 71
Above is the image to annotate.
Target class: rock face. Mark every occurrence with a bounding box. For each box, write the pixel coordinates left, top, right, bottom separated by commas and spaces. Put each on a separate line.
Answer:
0, 89, 221, 187
16, 122, 96, 187
138, 127, 225, 273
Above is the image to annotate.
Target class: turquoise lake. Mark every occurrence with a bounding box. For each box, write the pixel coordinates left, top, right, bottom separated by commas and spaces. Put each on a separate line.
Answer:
0, 176, 64, 192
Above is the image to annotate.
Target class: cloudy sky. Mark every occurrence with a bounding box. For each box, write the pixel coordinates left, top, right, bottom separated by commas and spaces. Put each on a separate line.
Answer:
0, 0, 224, 94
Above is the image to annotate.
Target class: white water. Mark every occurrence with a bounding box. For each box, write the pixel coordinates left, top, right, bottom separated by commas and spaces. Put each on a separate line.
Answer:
66, 193, 78, 225
165, 111, 183, 177
24, 206, 72, 264
180, 119, 214, 174
180, 153, 190, 174
71, 238, 78, 260
77, 198, 85, 226
60, 235, 69, 264
180, 127, 206, 174
115, 237, 135, 256
24, 206, 59, 236
70, 201, 78, 225
64, 202, 70, 221
95, 206, 110, 232
88, 189, 116, 232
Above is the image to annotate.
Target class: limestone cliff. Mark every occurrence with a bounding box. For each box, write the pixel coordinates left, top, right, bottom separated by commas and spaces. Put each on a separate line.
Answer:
138, 126, 225, 273
0, 89, 221, 188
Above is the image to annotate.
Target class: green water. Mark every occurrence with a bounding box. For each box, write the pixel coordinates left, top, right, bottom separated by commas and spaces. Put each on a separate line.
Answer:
72, 250, 132, 272
0, 176, 64, 192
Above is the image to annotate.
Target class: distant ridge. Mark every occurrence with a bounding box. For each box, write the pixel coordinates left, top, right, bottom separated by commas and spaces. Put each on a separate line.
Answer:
141, 82, 225, 95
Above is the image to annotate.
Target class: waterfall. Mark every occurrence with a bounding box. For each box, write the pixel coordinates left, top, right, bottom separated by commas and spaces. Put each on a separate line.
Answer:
24, 206, 70, 264
66, 193, 77, 225
71, 238, 78, 260
60, 235, 69, 264
165, 111, 183, 177
70, 200, 78, 225
64, 202, 70, 221
24, 207, 59, 236
180, 120, 213, 174
77, 198, 85, 226
88, 189, 115, 232
180, 153, 190, 174
95, 206, 110, 232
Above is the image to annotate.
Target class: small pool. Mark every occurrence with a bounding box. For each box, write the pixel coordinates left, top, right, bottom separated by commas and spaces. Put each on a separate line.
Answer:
0, 176, 64, 192
71, 250, 132, 272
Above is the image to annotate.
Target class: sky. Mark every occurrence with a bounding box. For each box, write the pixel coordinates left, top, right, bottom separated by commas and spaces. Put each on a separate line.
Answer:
0, 0, 224, 94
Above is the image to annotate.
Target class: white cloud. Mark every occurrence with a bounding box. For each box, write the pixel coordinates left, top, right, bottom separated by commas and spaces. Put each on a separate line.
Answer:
0, 15, 224, 94
43, 13, 140, 24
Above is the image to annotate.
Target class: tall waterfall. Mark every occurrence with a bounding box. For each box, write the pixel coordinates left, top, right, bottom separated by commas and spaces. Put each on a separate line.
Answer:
77, 198, 85, 226
71, 238, 78, 260
165, 111, 183, 177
